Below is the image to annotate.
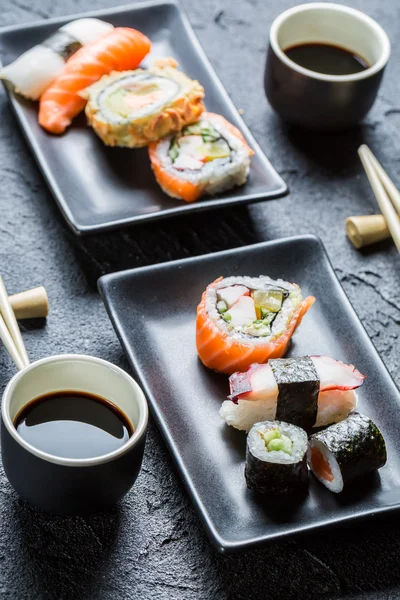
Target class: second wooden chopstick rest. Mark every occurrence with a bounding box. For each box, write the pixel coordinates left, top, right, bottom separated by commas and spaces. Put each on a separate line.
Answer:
9, 286, 49, 320
346, 215, 390, 249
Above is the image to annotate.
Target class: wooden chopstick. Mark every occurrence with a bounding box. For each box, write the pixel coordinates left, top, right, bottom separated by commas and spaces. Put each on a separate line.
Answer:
358, 145, 400, 253
0, 277, 30, 368
0, 312, 26, 371
362, 146, 400, 215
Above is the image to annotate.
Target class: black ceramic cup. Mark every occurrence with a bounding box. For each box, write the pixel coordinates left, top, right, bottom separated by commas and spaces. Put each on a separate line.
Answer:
1, 354, 148, 514
264, 3, 390, 130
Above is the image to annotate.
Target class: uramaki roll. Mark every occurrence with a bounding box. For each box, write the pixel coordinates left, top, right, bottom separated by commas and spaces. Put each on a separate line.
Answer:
81, 58, 205, 147
196, 275, 315, 374
148, 112, 253, 202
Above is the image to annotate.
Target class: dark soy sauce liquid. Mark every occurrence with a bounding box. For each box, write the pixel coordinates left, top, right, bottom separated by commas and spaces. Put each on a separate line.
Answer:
15, 391, 133, 459
284, 43, 370, 76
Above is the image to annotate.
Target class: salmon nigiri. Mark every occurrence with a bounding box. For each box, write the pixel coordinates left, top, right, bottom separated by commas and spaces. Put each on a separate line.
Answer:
39, 27, 151, 134
196, 275, 315, 374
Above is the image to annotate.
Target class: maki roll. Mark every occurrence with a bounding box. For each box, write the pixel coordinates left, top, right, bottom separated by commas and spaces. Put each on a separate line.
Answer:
245, 420, 308, 495
148, 112, 253, 203
81, 58, 205, 147
308, 412, 387, 493
196, 275, 315, 374
0, 19, 114, 100
220, 356, 365, 432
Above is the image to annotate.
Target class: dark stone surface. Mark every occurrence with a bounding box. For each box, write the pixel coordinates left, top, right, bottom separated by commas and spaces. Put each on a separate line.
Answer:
0, 0, 399, 598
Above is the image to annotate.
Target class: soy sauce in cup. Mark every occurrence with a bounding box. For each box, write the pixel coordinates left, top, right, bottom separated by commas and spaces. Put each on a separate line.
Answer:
264, 3, 391, 130
1, 354, 148, 514
14, 390, 134, 459
284, 43, 370, 76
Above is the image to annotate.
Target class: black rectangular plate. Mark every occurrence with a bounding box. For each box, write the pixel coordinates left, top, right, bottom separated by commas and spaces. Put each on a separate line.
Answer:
98, 235, 400, 552
0, 1, 287, 235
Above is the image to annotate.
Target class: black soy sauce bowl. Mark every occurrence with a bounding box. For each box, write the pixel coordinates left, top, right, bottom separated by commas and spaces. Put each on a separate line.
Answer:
264, 3, 391, 131
1, 354, 148, 514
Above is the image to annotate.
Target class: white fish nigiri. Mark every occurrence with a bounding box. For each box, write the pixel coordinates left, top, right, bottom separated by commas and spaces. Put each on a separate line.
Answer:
220, 356, 365, 432
0, 18, 113, 99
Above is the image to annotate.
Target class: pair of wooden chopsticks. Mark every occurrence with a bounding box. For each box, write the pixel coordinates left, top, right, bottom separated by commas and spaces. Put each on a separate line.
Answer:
357, 145, 400, 252
0, 277, 30, 371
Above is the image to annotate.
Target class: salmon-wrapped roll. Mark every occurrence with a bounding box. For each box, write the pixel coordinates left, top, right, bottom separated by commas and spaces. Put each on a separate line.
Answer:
196, 275, 315, 374
149, 112, 253, 203
81, 58, 205, 147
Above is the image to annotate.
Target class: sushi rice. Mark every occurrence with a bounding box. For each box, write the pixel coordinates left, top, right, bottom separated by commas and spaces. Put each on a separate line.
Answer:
307, 436, 345, 493
221, 389, 358, 433
204, 275, 303, 345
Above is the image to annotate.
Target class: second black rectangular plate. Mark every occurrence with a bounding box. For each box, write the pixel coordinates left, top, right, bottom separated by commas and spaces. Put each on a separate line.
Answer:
98, 236, 400, 552
0, 1, 287, 234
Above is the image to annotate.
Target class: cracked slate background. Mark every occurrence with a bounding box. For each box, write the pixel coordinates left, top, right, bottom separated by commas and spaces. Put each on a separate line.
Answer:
0, 0, 399, 598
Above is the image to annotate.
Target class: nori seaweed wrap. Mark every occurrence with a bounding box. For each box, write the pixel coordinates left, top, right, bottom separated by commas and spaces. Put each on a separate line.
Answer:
308, 412, 387, 493
245, 420, 308, 495
271, 356, 319, 431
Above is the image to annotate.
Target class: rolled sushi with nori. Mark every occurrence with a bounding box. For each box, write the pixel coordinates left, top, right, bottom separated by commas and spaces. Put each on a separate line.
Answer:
308, 412, 387, 493
196, 275, 315, 374
220, 355, 365, 432
81, 58, 205, 147
148, 112, 254, 203
245, 420, 308, 495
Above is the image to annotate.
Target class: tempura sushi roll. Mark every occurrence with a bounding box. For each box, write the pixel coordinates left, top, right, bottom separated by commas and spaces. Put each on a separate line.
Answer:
220, 356, 365, 432
81, 58, 205, 147
196, 275, 315, 374
148, 112, 253, 203
0, 18, 113, 100
308, 412, 387, 493
245, 420, 308, 495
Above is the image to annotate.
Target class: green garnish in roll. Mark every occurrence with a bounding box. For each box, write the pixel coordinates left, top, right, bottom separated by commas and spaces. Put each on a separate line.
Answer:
217, 300, 228, 313
246, 420, 309, 495
263, 428, 293, 455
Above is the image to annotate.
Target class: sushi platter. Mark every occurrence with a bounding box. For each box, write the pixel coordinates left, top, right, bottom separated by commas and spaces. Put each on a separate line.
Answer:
0, 0, 287, 234
0, 0, 398, 558
99, 235, 400, 552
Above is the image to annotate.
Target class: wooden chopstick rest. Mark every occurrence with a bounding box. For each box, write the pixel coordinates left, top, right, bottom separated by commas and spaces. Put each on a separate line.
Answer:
0, 276, 30, 367
9, 286, 49, 320
346, 215, 390, 249
358, 145, 400, 253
